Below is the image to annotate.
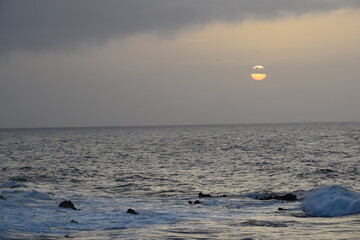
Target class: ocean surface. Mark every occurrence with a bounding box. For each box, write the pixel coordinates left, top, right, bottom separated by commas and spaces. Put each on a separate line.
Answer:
1, 122, 360, 239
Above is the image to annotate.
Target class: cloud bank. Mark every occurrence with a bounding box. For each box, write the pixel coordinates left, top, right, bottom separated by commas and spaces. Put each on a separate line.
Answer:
1, 0, 358, 54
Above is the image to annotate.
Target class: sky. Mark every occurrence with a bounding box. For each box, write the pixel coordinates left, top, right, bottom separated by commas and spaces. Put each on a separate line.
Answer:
1, 0, 360, 128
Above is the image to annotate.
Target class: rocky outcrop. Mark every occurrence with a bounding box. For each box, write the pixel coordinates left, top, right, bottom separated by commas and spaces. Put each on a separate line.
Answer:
198, 192, 227, 198
59, 200, 77, 210
127, 208, 138, 214
0, 195, 6, 200
276, 193, 297, 201
258, 193, 297, 201
199, 192, 212, 198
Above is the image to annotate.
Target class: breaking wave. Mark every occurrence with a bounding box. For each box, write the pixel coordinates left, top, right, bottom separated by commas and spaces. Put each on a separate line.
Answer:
1, 180, 28, 189
301, 185, 360, 217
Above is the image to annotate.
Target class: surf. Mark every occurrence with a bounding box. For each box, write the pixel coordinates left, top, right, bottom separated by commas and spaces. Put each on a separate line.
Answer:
301, 185, 360, 217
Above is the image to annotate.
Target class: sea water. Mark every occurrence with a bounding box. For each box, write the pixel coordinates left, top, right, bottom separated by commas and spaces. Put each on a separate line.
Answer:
0, 122, 359, 239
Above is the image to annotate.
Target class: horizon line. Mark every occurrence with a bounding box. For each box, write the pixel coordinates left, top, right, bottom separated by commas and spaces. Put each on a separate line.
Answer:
0, 120, 359, 131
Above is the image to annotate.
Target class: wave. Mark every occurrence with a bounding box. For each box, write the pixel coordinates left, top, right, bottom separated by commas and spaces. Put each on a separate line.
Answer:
242, 220, 288, 228
1, 180, 28, 189
1, 179, 53, 205
301, 185, 360, 217
0, 188, 53, 203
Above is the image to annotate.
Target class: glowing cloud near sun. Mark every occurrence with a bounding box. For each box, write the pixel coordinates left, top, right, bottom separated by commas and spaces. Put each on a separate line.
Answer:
251, 65, 267, 80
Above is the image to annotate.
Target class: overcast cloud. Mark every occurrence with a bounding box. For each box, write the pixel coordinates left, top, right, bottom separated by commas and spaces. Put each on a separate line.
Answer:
1, 0, 358, 55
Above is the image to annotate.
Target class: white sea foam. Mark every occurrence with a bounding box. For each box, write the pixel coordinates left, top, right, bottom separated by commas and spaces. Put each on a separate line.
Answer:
301, 185, 360, 217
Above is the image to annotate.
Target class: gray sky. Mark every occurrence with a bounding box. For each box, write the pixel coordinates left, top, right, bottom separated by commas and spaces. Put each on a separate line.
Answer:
1, 0, 359, 128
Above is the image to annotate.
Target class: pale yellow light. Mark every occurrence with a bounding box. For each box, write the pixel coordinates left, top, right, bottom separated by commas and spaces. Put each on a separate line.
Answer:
251, 73, 267, 81
252, 65, 264, 70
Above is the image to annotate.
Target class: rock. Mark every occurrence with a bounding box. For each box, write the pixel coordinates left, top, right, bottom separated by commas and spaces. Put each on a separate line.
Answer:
199, 192, 212, 198
275, 193, 297, 201
318, 169, 334, 173
219, 194, 227, 197
127, 208, 138, 214
258, 193, 297, 201
59, 200, 77, 210
70, 220, 79, 224
189, 200, 201, 205
0, 195, 6, 200
278, 207, 287, 211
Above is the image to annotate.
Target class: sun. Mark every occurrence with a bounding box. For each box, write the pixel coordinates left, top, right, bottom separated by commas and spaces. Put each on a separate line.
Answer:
252, 65, 264, 70
251, 73, 267, 81
251, 65, 267, 80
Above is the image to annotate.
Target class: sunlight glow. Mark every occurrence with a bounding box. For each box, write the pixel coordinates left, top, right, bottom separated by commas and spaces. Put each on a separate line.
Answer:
252, 65, 264, 70
251, 73, 267, 81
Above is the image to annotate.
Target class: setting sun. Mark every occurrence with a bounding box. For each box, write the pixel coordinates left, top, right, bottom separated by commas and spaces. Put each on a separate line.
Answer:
251, 73, 267, 80
251, 65, 267, 80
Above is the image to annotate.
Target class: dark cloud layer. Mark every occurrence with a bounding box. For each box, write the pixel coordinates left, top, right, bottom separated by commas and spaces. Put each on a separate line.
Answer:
0, 0, 358, 54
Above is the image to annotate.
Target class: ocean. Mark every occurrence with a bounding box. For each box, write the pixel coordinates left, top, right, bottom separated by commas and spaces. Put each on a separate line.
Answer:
0, 122, 359, 239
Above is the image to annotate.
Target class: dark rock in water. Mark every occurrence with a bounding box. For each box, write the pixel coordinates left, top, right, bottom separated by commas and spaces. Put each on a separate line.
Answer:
278, 207, 287, 211
70, 220, 79, 224
258, 193, 297, 201
59, 200, 77, 210
188, 201, 193, 204
199, 192, 212, 198
0, 195, 6, 200
219, 194, 227, 197
127, 208, 138, 214
318, 168, 334, 173
194, 200, 201, 204
275, 193, 297, 201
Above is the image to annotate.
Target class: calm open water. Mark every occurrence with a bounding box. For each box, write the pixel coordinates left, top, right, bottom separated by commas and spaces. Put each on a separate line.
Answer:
1, 122, 360, 239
